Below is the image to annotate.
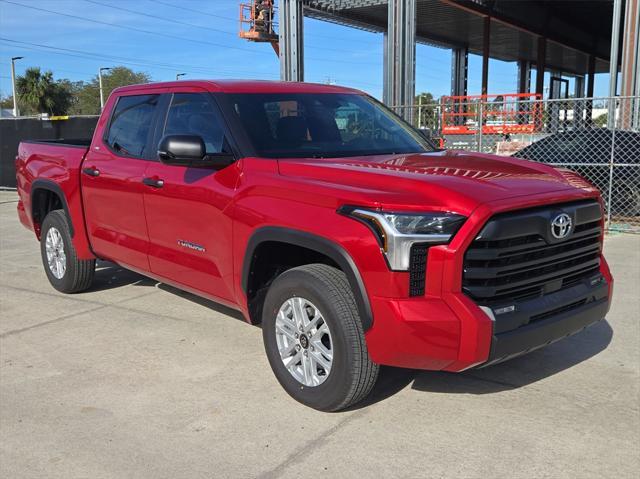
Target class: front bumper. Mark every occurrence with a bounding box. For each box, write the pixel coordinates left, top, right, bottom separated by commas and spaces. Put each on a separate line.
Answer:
481, 275, 610, 367
366, 268, 611, 371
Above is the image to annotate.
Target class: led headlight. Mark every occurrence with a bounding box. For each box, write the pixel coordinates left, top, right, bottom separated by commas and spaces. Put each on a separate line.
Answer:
344, 208, 466, 271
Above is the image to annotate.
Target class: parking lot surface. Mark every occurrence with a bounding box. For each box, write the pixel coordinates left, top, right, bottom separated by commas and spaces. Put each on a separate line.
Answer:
1, 190, 638, 479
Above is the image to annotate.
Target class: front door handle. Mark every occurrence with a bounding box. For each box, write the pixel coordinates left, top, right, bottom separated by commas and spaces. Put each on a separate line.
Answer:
82, 167, 100, 177
142, 177, 164, 188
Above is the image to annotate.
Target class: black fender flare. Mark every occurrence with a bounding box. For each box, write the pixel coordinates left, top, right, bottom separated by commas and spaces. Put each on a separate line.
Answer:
242, 227, 374, 331
31, 179, 74, 237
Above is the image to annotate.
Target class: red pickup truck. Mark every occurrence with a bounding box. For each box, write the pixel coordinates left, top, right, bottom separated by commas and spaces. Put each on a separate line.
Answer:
16, 80, 613, 411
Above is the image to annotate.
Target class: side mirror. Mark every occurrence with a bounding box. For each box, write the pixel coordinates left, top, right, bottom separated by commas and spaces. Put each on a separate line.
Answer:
158, 135, 205, 165
157, 135, 235, 169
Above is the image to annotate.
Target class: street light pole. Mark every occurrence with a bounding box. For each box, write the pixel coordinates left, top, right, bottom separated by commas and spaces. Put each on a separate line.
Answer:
99, 67, 112, 110
11, 56, 24, 117
176, 73, 186, 80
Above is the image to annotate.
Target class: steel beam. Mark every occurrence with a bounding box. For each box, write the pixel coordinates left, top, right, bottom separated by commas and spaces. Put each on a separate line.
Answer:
279, 0, 304, 81
384, 0, 416, 122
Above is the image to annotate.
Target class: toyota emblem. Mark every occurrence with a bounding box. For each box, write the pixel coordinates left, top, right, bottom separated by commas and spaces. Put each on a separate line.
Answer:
551, 213, 572, 239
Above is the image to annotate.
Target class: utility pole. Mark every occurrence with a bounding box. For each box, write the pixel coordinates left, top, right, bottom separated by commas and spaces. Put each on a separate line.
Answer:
11, 56, 24, 117
99, 67, 112, 110
176, 73, 186, 81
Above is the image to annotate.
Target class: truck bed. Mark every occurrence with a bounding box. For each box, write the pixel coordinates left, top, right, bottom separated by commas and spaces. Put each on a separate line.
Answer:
16, 138, 93, 252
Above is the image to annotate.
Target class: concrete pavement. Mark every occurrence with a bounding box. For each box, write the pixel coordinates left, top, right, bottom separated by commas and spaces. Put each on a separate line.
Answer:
1, 190, 638, 478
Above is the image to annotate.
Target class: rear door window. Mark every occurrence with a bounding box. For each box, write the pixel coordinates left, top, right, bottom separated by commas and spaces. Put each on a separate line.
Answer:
106, 94, 159, 158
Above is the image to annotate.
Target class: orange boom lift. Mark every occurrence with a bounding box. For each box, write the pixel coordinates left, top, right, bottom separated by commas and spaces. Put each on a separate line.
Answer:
239, 0, 280, 56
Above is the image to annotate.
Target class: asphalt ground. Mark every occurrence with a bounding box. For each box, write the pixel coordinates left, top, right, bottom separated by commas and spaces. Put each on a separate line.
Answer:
1, 190, 638, 478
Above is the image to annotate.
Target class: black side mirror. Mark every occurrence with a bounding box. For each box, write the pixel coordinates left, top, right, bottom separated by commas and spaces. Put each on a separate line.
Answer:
157, 135, 235, 169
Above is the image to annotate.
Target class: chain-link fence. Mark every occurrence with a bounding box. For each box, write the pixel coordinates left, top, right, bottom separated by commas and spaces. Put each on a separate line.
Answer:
392, 96, 640, 233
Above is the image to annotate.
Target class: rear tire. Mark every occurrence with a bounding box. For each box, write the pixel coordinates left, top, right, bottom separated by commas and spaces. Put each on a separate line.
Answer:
40, 210, 95, 293
262, 264, 379, 411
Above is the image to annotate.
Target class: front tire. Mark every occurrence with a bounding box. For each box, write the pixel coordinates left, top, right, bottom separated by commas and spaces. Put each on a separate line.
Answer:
262, 264, 379, 411
40, 210, 95, 293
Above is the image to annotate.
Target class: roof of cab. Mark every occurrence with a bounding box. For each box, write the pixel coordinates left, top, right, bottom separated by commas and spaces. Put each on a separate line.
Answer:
112, 79, 363, 95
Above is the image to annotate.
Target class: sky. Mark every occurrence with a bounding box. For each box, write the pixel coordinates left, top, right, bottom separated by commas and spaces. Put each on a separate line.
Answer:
0, 0, 611, 101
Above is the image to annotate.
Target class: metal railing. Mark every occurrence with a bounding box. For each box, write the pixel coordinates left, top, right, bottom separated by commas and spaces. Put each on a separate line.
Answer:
392, 95, 640, 233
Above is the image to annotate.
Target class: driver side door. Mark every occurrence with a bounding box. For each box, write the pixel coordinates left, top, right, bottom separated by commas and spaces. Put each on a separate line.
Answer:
143, 91, 241, 303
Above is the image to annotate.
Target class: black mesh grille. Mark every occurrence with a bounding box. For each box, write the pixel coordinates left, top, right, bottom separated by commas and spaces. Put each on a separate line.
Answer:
463, 207, 602, 304
409, 244, 428, 297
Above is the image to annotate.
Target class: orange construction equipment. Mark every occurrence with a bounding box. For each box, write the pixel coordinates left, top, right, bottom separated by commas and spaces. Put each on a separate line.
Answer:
239, 1, 279, 56
441, 93, 543, 135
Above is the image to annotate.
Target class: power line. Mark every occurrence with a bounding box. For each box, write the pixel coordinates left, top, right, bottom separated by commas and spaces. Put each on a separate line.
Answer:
0, 38, 280, 79
148, 0, 384, 47
0, 38, 382, 91
84, 0, 237, 36
1, 0, 264, 56
84, 0, 379, 57
1, 0, 381, 65
148, 0, 238, 22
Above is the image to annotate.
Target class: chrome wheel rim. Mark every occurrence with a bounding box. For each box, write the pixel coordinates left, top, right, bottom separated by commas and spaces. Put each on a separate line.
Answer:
275, 297, 333, 387
45, 227, 66, 279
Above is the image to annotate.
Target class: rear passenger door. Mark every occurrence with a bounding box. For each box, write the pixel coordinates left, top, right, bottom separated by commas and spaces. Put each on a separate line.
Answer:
81, 92, 163, 271
142, 92, 241, 302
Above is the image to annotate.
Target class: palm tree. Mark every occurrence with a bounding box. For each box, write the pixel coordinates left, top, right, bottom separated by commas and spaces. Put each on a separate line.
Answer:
16, 67, 71, 115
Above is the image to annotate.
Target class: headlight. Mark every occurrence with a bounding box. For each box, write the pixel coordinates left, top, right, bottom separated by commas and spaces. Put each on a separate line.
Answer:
343, 208, 466, 271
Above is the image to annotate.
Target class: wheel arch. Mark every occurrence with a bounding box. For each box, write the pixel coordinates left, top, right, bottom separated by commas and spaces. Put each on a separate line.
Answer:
31, 179, 74, 238
242, 227, 373, 331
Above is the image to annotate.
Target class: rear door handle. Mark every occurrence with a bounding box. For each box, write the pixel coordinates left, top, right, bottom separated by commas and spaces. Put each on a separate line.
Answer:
142, 177, 164, 188
82, 167, 100, 177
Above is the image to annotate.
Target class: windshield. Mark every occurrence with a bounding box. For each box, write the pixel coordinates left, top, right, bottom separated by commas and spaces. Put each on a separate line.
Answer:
226, 93, 435, 158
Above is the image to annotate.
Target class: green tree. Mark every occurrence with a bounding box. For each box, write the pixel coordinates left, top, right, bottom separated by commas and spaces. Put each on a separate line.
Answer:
0, 95, 13, 110
16, 67, 73, 115
594, 113, 607, 128
414, 92, 438, 129
71, 67, 151, 115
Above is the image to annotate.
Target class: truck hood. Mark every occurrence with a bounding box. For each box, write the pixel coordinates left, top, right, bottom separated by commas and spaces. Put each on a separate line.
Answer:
277, 150, 597, 214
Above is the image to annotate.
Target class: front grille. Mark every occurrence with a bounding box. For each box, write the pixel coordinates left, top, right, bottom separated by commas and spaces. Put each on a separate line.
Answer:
409, 243, 428, 296
463, 202, 602, 304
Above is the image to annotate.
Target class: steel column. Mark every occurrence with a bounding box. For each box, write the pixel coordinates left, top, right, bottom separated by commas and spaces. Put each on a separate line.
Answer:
608, 0, 623, 128
587, 55, 596, 97
451, 47, 468, 126
574, 75, 586, 128
481, 16, 490, 96
384, 0, 416, 122
517, 60, 531, 94
516, 60, 531, 125
586, 55, 595, 125
279, 0, 304, 82
620, 0, 639, 128
535, 36, 546, 97
451, 47, 468, 96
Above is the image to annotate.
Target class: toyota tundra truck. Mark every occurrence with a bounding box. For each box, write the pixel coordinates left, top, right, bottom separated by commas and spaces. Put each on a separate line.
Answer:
15, 80, 613, 411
